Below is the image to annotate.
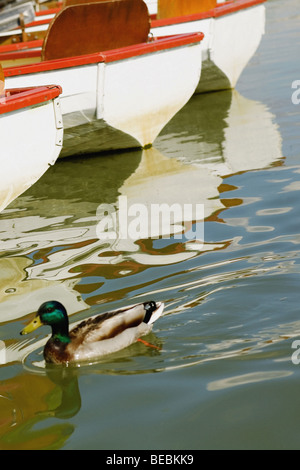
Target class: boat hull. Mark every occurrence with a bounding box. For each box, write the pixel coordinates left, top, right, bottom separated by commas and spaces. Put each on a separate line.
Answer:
0, 86, 63, 211
0, 0, 265, 93
4, 34, 203, 157
151, 0, 266, 92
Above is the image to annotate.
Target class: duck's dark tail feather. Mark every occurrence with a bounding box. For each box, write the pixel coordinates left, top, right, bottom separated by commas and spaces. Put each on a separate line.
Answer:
143, 301, 164, 325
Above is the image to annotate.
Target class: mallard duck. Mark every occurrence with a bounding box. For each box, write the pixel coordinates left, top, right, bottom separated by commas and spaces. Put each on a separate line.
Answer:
20, 300, 164, 365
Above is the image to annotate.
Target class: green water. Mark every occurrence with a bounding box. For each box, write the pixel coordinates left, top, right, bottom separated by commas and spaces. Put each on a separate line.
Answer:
1, 0, 300, 450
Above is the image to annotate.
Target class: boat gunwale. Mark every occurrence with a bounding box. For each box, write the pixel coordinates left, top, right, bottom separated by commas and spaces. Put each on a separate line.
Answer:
0, 39, 43, 53
0, 49, 42, 60
0, 0, 265, 48
3, 32, 204, 77
151, 0, 267, 28
0, 84, 62, 114
35, 7, 62, 18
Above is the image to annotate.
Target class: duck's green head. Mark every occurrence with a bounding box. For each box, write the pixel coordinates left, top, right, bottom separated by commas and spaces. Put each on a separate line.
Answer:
20, 301, 70, 340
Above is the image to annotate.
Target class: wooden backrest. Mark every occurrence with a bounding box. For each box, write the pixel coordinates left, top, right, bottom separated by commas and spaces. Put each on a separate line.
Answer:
0, 64, 4, 94
42, 0, 150, 61
157, 0, 217, 19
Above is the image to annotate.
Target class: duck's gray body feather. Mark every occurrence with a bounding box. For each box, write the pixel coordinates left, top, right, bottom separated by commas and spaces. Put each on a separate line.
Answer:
68, 302, 164, 362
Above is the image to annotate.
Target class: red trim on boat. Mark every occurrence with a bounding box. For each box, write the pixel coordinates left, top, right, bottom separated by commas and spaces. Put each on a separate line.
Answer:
3, 32, 204, 77
215, 0, 266, 17
0, 50, 41, 61
0, 0, 266, 40
0, 40, 43, 53
1, 3, 60, 35
102, 32, 204, 63
0, 85, 62, 114
35, 7, 61, 17
152, 0, 266, 28
22, 18, 54, 28
5, 14, 57, 32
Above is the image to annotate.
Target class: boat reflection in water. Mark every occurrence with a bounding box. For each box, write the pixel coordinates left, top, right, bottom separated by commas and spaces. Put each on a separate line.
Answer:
0, 88, 284, 449
0, 89, 282, 365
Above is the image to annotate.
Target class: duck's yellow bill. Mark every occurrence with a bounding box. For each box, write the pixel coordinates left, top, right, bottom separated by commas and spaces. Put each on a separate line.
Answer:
20, 316, 43, 335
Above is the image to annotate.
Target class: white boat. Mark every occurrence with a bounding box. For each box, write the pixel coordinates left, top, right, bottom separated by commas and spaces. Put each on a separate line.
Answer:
144, 0, 157, 15
3, 0, 204, 157
0, 64, 63, 212
0, 1, 35, 32
151, 0, 266, 92
0, 13, 51, 46
0, 0, 266, 93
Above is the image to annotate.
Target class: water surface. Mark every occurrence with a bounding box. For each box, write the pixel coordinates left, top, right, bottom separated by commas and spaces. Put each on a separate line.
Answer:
1, 0, 300, 450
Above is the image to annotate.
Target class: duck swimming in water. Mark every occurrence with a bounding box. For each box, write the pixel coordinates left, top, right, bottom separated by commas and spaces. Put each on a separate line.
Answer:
20, 300, 164, 365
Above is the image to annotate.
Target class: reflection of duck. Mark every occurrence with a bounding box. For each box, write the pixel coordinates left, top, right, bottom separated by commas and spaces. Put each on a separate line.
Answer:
0, 372, 75, 450
42, 366, 82, 420
21, 300, 164, 364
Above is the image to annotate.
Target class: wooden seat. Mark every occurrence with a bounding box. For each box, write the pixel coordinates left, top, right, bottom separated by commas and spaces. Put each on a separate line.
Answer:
0, 64, 4, 94
157, 0, 217, 19
42, 0, 151, 61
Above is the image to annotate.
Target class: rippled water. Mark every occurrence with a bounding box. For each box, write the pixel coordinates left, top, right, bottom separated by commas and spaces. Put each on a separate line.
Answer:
1, 0, 300, 450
